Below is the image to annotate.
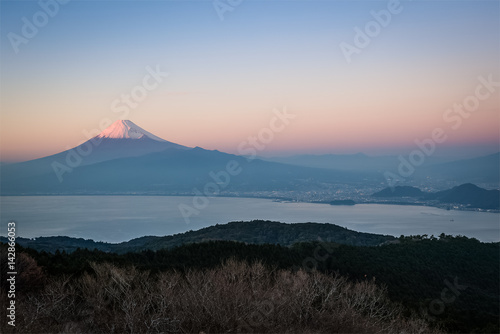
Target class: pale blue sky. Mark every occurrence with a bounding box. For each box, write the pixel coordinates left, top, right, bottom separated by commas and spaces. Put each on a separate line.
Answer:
1, 0, 499, 161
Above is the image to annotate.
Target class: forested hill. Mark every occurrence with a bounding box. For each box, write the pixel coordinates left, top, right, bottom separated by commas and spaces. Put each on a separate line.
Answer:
4, 235, 498, 333
0, 220, 395, 254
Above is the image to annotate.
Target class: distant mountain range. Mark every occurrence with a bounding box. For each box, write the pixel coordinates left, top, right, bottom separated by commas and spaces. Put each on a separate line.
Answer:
262, 153, 402, 172
372, 183, 500, 210
265, 152, 499, 185
415, 152, 499, 184
0, 120, 378, 195
0, 220, 396, 254
1, 119, 498, 195
1, 146, 375, 194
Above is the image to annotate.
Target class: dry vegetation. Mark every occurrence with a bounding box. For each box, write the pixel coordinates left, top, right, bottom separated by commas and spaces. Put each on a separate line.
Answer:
0, 253, 438, 334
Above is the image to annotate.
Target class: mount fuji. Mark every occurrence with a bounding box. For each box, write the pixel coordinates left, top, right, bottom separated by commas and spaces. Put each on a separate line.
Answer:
1, 120, 188, 184
73, 119, 188, 165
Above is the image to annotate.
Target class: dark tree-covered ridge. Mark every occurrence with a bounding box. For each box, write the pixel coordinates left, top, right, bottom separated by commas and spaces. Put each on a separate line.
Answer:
0, 220, 395, 254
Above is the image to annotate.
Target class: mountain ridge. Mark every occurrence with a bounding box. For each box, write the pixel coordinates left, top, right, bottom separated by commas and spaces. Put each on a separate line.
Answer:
2, 119, 498, 196
0, 220, 396, 254
1, 146, 377, 194
372, 183, 499, 210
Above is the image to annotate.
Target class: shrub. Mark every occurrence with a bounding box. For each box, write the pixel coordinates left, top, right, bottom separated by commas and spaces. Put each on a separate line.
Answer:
1, 259, 439, 333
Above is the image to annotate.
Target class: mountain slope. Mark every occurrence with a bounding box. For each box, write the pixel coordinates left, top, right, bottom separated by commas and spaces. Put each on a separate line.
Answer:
1, 146, 379, 194
0, 120, 188, 189
96, 119, 168, 141
265, 152, 499, 184
426, 183, 500, 210
1, 220, 396, 253
262, 153, 399, 172
263, 153, 453, 173
416, 152, 500, 184
372, 183, 499, 210
372, 186, 424, 198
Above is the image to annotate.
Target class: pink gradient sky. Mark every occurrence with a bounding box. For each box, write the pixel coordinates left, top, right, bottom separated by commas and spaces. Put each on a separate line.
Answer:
1, 1, 499, 162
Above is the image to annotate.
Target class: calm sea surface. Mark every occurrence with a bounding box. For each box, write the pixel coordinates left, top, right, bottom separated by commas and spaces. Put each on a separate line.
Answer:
1, 196, 498, 243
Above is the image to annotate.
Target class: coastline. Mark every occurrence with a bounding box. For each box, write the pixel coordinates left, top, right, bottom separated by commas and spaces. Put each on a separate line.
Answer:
1, 192, 499, 214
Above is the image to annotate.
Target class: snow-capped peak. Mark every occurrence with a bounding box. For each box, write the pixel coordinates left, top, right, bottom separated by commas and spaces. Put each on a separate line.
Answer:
96, 120, 167, 142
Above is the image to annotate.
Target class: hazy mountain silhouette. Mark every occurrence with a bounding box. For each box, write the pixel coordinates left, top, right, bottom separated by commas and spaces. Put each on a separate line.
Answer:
372, 183, 499, 210
1, 146, 377, 194
372, 186, 424, 198
262, 153, 400, 172
426, 183, 500, 210
416, 152, 499, 184
0, 120, 187, 184
2, 120, 497, 195
265, 152, 499, 185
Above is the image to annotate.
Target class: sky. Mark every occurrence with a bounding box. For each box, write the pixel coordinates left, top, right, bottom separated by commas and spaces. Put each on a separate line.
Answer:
1, 0, 499, 162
